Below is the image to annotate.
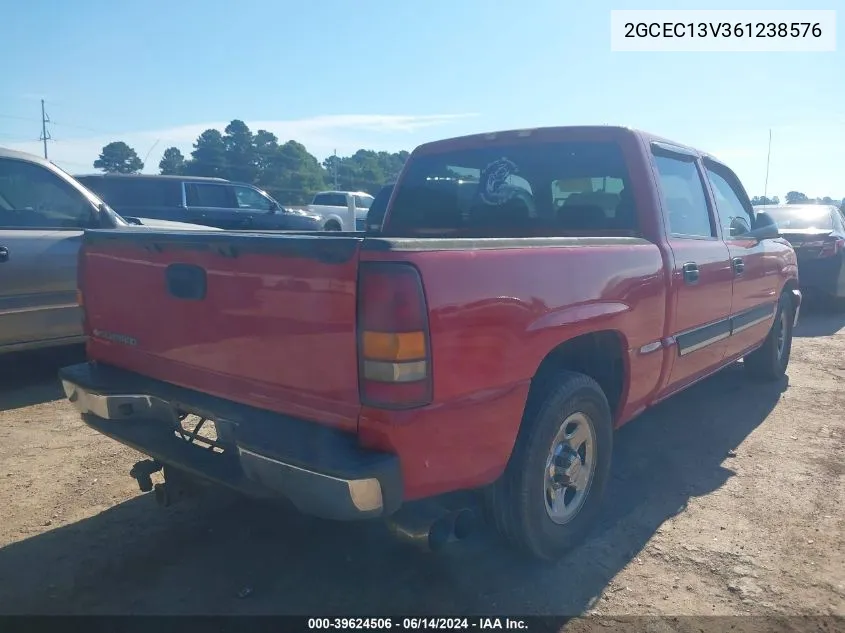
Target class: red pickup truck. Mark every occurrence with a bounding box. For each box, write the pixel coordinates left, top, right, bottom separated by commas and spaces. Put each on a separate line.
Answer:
60, 126, 800, 561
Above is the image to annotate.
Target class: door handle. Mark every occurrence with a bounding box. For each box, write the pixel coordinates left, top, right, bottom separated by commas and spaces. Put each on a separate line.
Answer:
0, 246, 8, 263
732, 257, 745, 275
682, 262, 700, 285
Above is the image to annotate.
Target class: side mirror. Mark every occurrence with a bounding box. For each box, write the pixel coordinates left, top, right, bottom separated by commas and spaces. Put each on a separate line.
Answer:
746, 211, 780, 241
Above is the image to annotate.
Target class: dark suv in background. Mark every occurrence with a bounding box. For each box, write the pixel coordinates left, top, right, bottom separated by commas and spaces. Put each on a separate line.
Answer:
76, 174, 324, 231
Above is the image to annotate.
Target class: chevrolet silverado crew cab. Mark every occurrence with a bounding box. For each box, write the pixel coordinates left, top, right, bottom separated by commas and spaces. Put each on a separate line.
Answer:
60, 126, 800, 561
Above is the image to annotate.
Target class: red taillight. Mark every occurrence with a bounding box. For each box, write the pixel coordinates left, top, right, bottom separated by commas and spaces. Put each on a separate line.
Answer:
818, 237, 844, 258
357, 262, 432, 409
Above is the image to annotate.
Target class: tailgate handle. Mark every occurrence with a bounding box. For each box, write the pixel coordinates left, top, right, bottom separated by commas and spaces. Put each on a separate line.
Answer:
166, 264, 207, 300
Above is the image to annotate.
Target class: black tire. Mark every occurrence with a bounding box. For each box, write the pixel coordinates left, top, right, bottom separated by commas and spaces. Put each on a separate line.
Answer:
484, 371, 613, 561
744, 293, 793, 382
324, 221, 341, 231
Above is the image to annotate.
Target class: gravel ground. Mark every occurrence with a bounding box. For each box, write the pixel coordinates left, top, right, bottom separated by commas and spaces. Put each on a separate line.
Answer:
0, 310, 842, 624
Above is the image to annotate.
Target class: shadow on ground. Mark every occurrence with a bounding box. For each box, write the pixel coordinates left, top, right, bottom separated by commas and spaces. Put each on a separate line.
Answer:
793, 301, 845, 338
0, 346, 86, 412
0, 365, 787, 616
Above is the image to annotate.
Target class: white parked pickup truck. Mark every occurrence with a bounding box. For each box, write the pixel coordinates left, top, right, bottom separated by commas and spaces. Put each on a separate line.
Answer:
308, 190, 374, 231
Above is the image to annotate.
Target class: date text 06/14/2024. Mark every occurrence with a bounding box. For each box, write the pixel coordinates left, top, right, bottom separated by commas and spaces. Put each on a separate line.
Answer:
610, 9, 837, 52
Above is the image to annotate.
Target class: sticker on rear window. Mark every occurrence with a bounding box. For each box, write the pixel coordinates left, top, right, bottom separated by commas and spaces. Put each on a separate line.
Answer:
480, 158, 518, 205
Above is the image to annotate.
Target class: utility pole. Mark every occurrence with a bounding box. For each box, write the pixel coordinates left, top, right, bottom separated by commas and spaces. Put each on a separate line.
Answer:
333, 149, 338, 189
39, 99, 51, 160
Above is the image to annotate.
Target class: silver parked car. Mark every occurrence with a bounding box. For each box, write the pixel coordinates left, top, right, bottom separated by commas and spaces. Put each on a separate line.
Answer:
0, 147, 219, 355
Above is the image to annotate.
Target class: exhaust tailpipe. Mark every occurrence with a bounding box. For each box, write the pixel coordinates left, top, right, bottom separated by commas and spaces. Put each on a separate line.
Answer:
451, 508, 476, 541
386, 503, 453, 552
386, 503, 477, 551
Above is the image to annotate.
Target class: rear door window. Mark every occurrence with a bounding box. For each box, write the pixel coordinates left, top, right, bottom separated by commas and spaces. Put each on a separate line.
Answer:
186, 183, 231, 208
78, 177, 179, 208
385, 141, 637, 237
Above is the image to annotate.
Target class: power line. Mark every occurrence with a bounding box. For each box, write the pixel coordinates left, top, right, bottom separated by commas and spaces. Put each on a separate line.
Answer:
39, 99, 52, 159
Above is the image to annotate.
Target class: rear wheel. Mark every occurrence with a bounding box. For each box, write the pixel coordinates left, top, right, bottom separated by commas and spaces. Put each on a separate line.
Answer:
485, 371, 613, 561
744, 293, 793, 381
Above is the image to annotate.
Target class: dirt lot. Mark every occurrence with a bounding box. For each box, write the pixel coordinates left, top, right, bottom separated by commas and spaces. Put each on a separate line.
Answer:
0, 310, 842, 621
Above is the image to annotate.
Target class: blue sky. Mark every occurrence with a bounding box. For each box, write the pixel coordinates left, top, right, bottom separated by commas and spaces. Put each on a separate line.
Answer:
1, 0, 842, 200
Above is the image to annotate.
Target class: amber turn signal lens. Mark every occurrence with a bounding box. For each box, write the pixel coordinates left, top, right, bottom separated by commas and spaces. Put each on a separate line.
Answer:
361, 331, 426, 362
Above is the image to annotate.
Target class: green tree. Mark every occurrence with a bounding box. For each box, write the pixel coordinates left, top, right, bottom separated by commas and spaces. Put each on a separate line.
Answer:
93, 141, 144, 174
785, 191, 808, 204
265, 141, 327, 205
751, 196, 779, 205
222, 119, 257, 183
321, 149, 409, 193
158, 147, 185, 175
751, 196, 761, 205
134, 118, 410, 203
184, 129, 228, 177
253, 129, 281, 187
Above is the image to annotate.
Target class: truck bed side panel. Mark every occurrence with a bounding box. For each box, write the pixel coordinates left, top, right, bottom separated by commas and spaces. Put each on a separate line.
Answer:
358, 238, 667, 499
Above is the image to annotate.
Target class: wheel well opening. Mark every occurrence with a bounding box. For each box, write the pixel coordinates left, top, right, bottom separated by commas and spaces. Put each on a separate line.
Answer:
530, 331, 626, 420
782, 280, 798, 307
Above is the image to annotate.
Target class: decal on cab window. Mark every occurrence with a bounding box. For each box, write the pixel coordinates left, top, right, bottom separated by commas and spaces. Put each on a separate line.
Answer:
479, 157, 519, 206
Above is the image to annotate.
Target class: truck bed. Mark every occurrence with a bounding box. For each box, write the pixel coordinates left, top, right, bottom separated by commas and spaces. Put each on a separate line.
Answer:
80, 228, 667, 443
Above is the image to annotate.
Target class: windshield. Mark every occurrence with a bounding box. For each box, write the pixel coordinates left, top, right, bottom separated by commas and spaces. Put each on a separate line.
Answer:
764, 206, 833, 231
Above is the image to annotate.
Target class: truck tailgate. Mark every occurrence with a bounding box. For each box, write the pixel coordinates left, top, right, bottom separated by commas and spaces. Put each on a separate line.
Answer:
80, 230, 364, 431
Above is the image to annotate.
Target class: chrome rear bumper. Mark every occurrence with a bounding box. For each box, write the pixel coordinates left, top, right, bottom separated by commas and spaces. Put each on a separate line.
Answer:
60, 364, 402, 521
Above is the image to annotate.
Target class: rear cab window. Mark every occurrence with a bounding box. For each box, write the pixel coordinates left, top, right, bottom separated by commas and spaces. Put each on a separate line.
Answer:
383, 138, 639, 237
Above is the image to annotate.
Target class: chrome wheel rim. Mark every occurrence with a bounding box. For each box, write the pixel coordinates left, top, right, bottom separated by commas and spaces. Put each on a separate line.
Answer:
776, 310, 788, 361
544, 411, 597, 525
